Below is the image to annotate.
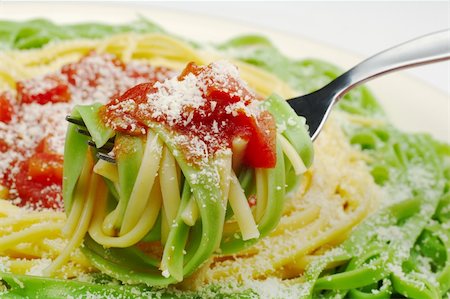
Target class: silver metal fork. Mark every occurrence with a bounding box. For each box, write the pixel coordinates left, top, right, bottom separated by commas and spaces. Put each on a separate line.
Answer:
287, 29, 450, 140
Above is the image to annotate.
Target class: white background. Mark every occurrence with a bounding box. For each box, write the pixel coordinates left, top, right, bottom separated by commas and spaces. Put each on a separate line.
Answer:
143, 1, 449, 95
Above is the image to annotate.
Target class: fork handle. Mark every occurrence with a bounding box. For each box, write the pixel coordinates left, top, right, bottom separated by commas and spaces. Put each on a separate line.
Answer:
329, 29, 450, 102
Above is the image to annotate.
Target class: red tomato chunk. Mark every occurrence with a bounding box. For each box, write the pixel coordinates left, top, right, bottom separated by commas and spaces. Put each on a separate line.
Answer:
104, 61, 277, 168
0, 92, 14, 123
27, 152, 63, 185
17, 74, 71, 104
15, 156, 63, 210
4, 137, 64, 210
0, 140, 8, 153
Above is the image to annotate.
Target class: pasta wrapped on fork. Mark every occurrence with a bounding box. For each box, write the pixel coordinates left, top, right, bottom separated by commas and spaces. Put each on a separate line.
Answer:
52, 61, 313, 284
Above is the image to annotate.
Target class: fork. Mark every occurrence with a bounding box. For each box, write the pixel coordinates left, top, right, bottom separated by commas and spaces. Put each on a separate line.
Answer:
288, 29, 450, 140
67, 29, 450, 163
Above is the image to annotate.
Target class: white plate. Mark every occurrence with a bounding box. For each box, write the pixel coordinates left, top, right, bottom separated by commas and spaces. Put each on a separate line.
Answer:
1, 4, 449, 141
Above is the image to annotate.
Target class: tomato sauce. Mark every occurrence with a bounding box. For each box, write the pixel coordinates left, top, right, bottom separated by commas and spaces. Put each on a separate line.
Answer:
0, 92, 14, 123
13, 137, 64, 209
17, 74, 71, 105
104, 62, 277, 168
0, 52, 173, 210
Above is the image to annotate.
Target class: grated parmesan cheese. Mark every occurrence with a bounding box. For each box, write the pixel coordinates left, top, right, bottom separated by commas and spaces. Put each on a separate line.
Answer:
0, 52, 174, 210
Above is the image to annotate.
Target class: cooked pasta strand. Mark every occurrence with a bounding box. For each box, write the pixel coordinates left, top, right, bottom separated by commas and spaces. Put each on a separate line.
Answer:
255, 168, 268, 222
93, 159, 119, 183
160, 146, 181, 226
0, 224, 63, 252
120, 131, 163, 235
88, 178, 162, 248
181, 195, 199, 226
161, 208, 169, 245
44, 173, 98, 275
228, 172, 260, 241
278, 134, 306, 175
63, 151, 93, 236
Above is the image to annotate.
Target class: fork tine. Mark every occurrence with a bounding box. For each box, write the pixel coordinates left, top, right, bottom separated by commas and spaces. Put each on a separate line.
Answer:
87, 140, 114, 152
87, 140, 96, 148
66, 115, 116, 162
68, 116, 115, 143
97, 152, 116, 163
287, 93, 325, 140
77, 128, 91, 137
66, 116, 86, 127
